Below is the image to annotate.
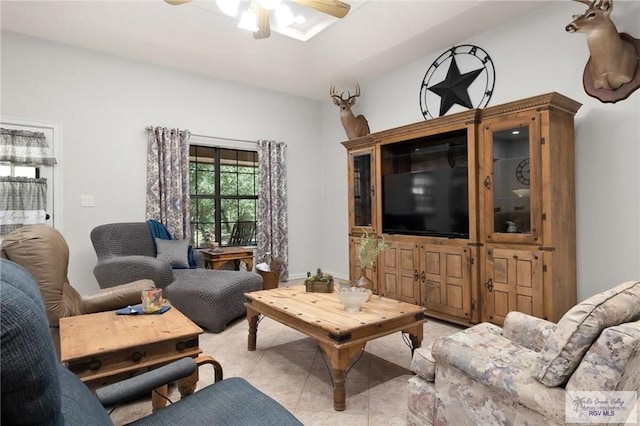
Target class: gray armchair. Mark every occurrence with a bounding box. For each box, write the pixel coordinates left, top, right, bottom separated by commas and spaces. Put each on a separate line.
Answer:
90, 222, 263, 332
91, 222, 177, 289
0, 259, 302, 426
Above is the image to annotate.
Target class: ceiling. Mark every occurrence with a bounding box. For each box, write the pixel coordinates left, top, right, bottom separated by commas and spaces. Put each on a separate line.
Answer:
0, 1, 549, 100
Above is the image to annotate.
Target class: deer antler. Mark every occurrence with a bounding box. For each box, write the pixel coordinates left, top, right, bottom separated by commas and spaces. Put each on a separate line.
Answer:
573, 0, 611, 10
344, 84, 361, 102
354, 83, 361, 98
330, 85, 345, 101
330, 85, 361, 102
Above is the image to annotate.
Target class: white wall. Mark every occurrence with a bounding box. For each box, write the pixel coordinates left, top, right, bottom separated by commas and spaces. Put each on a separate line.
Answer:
320, 2, 640, 301
1, 31, 323, 294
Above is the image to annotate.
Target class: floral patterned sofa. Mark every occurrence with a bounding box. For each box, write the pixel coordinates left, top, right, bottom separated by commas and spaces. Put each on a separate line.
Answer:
408, 280, 640, 425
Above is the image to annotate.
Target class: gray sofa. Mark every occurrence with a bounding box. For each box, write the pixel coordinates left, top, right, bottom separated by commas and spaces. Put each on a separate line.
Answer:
90, 222, 262, 332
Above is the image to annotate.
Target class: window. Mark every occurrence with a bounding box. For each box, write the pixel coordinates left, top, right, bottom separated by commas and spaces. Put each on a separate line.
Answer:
0, 164, 39, 179
189, 145, 258, 248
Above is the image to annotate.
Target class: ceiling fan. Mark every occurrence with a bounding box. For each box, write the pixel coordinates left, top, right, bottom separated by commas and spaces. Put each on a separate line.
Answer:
165, 0, 351, 39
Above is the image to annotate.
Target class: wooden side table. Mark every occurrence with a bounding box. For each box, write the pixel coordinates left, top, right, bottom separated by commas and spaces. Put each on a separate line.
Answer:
60, 307, 203, 410
202, 247, 254, 271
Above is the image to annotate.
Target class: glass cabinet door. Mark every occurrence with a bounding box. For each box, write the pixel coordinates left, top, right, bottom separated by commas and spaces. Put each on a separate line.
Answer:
482, 113, 541, 244
349, 147, 376, 233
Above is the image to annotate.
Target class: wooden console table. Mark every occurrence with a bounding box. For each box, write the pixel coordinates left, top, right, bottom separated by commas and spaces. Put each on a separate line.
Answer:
60, 307, 203, 410
202, 247, 254, 271
245, 285, 426, 411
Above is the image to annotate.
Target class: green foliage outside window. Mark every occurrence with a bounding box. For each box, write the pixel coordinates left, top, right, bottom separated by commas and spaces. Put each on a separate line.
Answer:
189, 146, 258, 248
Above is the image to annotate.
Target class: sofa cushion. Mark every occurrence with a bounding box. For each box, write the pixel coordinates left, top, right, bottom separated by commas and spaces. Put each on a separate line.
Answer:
532, 281, 640, 387
566, 321, 640, 392
502, 311, 557, 352
155, 238, 190, 268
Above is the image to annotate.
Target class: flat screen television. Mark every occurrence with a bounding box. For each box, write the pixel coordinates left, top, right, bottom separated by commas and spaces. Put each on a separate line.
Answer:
381, 129, 469, 238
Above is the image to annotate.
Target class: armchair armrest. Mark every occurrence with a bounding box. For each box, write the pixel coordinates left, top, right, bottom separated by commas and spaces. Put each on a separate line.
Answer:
432, 322, 567, 424
81, 279, 154, 314
96, 358, 195, 406
95, 356, 223, 407
93, 256, 175, 289
502, 311, 557, 352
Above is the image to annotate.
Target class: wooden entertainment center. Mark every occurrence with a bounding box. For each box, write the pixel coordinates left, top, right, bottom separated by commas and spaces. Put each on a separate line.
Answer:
343, 93, 582, 326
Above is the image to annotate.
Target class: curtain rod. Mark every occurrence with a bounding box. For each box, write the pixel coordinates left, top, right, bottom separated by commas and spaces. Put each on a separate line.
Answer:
190, 133, 258, 145
145, 127, 257, 145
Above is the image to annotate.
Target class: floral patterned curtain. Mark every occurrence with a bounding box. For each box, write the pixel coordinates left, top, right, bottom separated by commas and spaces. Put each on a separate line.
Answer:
145, 126, 190, 239
257, 140, 288, 280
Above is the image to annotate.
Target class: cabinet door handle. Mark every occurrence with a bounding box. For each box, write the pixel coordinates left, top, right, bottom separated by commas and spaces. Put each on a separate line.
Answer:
486, 278, 494, 292
414, 270, 420, 281
421, 271, 426, 283
483, 176, 492, 190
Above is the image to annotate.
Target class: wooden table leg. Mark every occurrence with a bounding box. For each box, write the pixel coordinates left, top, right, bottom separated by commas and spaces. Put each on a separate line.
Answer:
333, 368, 347, 411
246, 306, 259, 351
245, 258, 254, 271
151, 384, 169, 411
318, 342, 366, 411
177, 368, 198, 398
404, 323, 424, 356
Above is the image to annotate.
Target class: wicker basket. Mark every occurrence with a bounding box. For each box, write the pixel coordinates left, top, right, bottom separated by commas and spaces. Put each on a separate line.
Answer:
305, 280, 334, 293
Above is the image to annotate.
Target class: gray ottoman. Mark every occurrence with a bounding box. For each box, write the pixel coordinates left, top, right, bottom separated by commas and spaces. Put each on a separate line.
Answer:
167, 269, 263, 332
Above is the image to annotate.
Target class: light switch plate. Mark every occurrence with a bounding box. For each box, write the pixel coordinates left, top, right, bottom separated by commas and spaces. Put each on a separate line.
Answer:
80, 195, 94, 207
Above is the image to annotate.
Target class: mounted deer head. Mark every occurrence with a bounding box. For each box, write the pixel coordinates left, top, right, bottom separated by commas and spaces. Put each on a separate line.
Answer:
566, 0, 638, 91
330, 84, 370, 140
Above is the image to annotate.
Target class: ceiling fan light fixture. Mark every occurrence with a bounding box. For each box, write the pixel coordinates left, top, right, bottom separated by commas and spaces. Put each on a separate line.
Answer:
257, 0, 282, 11
216, 0, 241, 17
275, 3, 296, 28
238, 8, 258, 32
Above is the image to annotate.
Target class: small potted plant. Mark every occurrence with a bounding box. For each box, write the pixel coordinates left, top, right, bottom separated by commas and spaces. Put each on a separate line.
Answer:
356, 230, 389, 291
305, 268, 334, 293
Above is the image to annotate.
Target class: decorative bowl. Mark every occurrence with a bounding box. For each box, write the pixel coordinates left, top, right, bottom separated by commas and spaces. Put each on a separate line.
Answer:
337, 287, 372, 313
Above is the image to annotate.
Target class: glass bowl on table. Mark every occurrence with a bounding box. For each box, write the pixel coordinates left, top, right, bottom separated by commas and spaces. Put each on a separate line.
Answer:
337, 287, 372, 313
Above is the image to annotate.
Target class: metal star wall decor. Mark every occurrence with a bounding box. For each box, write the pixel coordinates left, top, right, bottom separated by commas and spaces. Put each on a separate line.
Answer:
420, 45, 495, 119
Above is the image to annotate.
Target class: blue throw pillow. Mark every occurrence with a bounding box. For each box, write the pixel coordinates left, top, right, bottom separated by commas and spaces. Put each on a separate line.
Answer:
187, 245, 196, 268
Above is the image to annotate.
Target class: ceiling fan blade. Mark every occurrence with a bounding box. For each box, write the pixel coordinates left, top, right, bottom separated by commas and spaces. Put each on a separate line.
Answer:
291, 0, 351, 19
164, 0, 193, 5
253, 1, 271, 39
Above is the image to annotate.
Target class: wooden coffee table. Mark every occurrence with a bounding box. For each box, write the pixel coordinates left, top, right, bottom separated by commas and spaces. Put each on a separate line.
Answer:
244, 285, 426, 411
60, 306, 203, 410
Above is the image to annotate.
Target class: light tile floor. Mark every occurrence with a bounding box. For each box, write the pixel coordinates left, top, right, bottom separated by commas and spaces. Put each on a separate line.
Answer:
109, 294, 463, 425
